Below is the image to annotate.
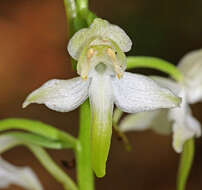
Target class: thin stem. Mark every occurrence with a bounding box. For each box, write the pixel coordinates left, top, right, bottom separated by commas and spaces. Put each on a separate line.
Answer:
76, 0, 88, 11
0, 118, 78, 149
113, 122, 131, 151
127, 56, 184, 82
64, 0, 78, 38
75, 0, 96, 26
112, 109, 131, 151
28, 145, 78, 190
177, 138, 195, 190
75, 100, 94, 190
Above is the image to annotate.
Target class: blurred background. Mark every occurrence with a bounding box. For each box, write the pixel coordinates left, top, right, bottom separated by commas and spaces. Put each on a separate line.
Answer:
0, 0, 202, 189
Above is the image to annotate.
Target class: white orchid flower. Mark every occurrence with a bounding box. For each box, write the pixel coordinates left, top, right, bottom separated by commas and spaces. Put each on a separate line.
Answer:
23, 18, 180, 177
0, 135, 43, 190
119, 49, 202, 153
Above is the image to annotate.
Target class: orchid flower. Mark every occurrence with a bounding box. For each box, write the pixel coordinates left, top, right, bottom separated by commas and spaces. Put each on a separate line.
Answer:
119, 49, 202, 153
23, 18, 180, 177
0, 156, 43, 190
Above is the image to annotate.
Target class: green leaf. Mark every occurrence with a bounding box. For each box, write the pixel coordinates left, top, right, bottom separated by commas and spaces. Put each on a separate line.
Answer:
5, 132, 71, 149
0, 118, 77, 149
127, 56, 184, 82
177, 138, 195, 190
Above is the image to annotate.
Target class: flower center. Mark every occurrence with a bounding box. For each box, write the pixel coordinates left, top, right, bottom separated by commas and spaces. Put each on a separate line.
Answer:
77, 38, 126, 80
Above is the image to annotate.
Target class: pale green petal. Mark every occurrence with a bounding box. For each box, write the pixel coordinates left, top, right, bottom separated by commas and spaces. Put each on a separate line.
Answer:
178, 49, 202, 75
0, 156, 43, 190
89, 18, 132, 52
112, 72, 181, 113
178, 49, 202, 103
89, 74, 113, 178
23, 77, 89, 112
67, 18, 132, 60
171, 111, 201, 153
67, 28, 89, 60
119, 109, 171, 135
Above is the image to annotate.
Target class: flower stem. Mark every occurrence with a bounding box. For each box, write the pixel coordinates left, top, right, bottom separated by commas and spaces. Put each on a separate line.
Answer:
127, 56, 184, 82
177, 138, 195, 190
64, 0, 78, 37
75, 100, 94, 190
27, 145, 78, 190
76, 0, 88, 11
64, 1, 95, 189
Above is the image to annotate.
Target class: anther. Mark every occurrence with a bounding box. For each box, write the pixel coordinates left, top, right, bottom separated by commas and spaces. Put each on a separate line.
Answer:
107, 48, 116, 61
81, 74, 88, 80
87, 48, 95, 60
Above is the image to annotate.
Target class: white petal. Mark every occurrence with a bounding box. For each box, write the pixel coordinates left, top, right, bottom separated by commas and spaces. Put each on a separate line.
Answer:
68, 28, 89, 60
89, 74, 114, 177
90, 18, 132, 52
104, 24, 132, 52
23, 77, 89, 112
0, 156, 43, 190
178, 49, 202, 103
119, 109, 171, 135
169, 103, 201, 153
112, 72, 181, 113
67, 18, 132, 60
178, 49, 202, 75
151, 76, 181, 95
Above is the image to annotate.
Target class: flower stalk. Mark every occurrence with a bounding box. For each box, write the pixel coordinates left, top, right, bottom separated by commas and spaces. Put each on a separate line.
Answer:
177, 138, 195, 190
127, 56, 184, 82
76, 100, 94, 190
28, 145, 78, 190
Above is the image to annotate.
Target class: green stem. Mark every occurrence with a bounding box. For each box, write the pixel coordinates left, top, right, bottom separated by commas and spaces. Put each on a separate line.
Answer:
112, 109, 131, 151
76, 0, 96, 26
127, 56, 184, 82
0, 118, 78, 149
64, 1, 95, 189
177, 138, 195, 190
64, 0, 78, 37
76, 0, 88, 10
75, 100, 94, 190
27, 145, 78, 190
113, 122, 131, 151
64, 0, 87, 70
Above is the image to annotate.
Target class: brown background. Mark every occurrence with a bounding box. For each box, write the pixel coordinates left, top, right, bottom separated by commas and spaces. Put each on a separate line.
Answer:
0, 0, 202, 189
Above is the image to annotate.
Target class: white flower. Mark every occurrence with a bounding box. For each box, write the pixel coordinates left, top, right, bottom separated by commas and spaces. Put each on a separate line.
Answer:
0, 156, 43, 190
23, 18, 180, 177
119, 49, 202, 153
